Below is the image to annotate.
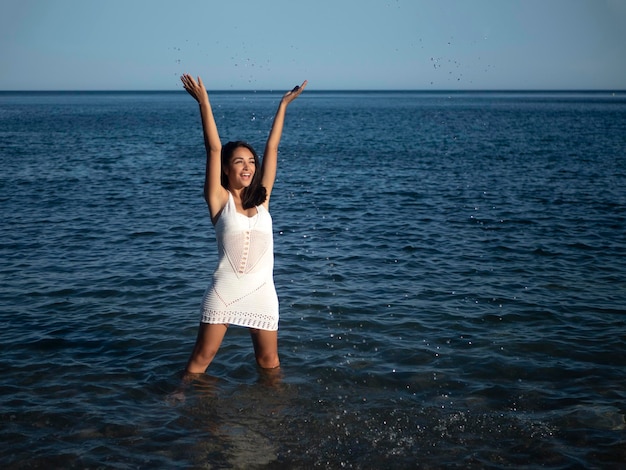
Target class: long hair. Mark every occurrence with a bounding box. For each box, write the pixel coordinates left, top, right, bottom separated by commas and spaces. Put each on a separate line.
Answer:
221, 141, 267, 209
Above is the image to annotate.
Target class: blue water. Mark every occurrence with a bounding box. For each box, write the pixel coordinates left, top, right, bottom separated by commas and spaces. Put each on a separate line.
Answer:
1, 90, 625, 468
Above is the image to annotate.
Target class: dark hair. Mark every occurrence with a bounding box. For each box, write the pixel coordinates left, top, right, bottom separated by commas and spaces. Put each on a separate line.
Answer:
221, 141, 267, 209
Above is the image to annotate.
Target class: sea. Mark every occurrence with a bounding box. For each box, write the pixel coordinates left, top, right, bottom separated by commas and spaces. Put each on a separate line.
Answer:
1, 89, 625, 469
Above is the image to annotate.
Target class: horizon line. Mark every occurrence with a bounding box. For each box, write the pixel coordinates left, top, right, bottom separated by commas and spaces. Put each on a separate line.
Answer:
1, 88, 625, 94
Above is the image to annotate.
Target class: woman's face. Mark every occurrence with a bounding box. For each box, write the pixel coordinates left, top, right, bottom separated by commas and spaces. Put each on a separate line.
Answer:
225, 146, 256, 189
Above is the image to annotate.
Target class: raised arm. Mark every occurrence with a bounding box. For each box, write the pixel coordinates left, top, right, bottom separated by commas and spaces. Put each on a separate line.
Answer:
261, 80, 308, 207
181, 74, 228, 223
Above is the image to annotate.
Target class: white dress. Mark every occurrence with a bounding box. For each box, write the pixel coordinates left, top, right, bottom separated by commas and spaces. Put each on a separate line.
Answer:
199, 192, 279, 330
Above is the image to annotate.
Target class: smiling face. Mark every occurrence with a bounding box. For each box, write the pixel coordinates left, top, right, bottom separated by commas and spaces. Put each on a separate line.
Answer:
224, 146, 256, 189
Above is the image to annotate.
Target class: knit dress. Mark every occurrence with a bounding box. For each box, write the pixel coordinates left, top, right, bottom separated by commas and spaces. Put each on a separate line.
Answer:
199, 191, 279, 330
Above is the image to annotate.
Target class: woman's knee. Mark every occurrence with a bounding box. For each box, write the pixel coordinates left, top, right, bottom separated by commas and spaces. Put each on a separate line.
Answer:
255, 352, 280, 369
249, 328, 279, 368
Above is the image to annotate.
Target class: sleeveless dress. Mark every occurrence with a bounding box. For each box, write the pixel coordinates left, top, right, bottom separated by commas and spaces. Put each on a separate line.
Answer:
199, 192, 279, 330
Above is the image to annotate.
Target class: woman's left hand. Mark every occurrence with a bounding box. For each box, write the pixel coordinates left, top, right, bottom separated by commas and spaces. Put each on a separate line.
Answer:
281, 80, 308, 105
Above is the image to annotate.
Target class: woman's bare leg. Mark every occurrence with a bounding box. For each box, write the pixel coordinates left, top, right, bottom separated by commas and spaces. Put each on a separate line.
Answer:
185, 323, 228, 374
249, 328, 280, 369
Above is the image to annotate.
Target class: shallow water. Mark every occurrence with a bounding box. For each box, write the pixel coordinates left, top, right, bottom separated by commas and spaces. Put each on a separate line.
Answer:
1, 90, 625, 468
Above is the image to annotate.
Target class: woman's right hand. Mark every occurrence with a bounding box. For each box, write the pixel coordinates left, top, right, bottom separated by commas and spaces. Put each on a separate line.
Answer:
181, 74, 209, 105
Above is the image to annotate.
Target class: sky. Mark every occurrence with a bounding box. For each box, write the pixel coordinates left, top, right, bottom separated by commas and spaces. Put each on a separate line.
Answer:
1, 0, 625, 91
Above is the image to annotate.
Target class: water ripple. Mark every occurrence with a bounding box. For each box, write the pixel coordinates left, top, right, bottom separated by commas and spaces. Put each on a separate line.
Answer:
1, 91, 625, 467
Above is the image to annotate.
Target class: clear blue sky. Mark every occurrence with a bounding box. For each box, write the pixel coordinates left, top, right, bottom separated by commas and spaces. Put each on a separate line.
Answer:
1, 0, 625, 90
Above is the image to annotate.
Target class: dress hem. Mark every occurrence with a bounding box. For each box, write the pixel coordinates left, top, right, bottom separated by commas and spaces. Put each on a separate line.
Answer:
200, 311, 278, 331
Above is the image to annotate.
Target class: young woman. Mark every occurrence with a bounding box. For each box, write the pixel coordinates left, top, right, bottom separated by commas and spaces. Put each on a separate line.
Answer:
180, 74, 307, 374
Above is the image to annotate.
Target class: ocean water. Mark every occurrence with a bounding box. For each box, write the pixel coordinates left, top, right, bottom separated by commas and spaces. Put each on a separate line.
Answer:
1, 89, 625, 468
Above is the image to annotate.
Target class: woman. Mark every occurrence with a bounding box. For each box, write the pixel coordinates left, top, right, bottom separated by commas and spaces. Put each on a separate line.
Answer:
180, 73, 307, 374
